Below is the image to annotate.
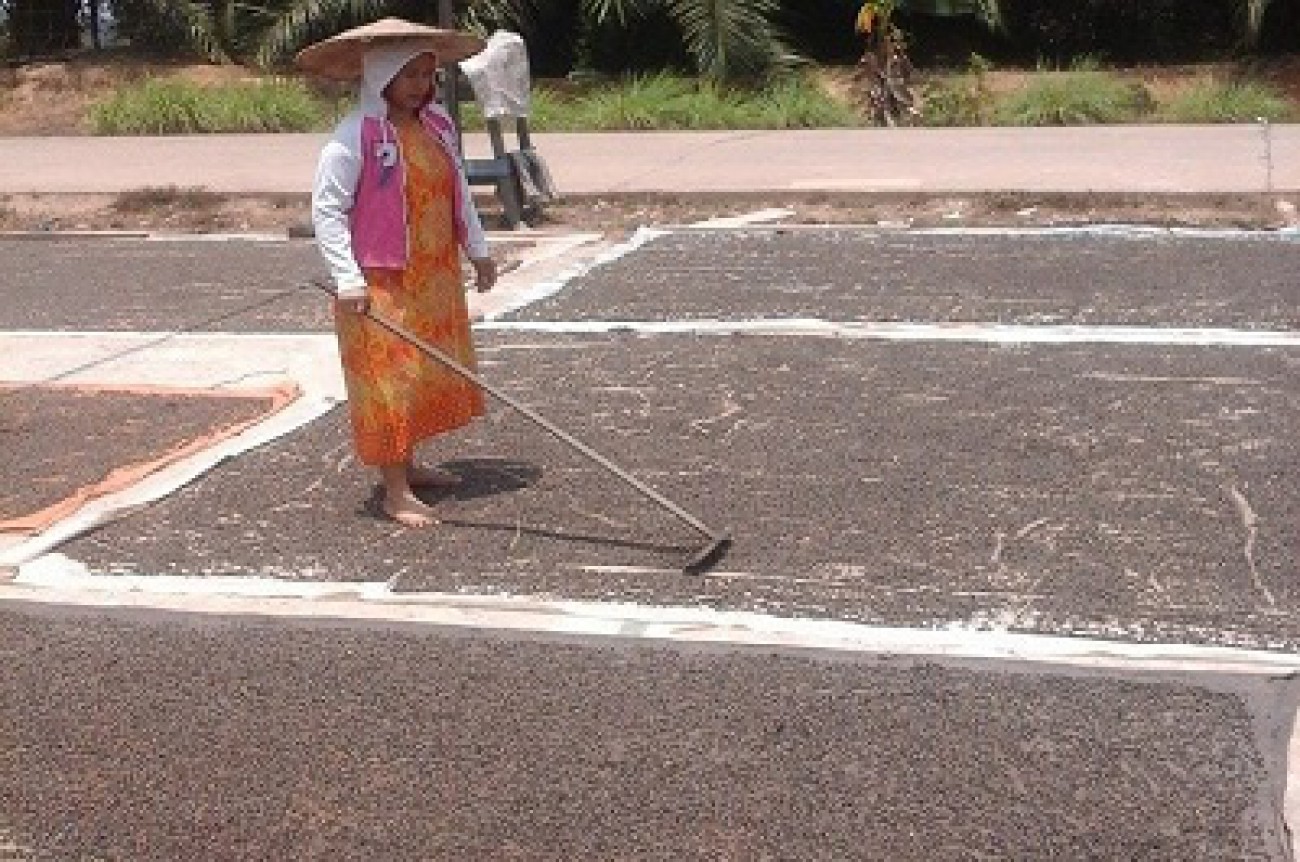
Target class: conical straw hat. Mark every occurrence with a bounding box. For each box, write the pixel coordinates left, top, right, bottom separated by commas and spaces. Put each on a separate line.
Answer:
295, 18, 484, 79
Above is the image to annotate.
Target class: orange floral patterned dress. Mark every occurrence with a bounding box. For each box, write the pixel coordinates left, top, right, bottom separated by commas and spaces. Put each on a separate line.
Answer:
334, 114, 485, 466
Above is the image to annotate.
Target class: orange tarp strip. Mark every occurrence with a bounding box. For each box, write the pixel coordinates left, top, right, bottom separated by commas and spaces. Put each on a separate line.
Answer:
0, 382, 300, 537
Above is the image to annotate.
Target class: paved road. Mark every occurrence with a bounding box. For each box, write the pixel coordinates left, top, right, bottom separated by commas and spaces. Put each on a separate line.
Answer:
2, 125, 1299, 195
2, 226, 1299, 858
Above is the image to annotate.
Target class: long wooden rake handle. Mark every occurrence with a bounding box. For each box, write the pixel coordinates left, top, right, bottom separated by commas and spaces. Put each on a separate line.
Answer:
310, 280, 731, 572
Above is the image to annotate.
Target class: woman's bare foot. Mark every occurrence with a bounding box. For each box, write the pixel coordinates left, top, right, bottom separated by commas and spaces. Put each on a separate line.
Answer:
382, 491, 439, 527
408, 465, 463, 488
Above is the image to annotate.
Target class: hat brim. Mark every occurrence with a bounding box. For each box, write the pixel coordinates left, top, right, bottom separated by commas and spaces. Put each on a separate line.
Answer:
295, 22, 484, 80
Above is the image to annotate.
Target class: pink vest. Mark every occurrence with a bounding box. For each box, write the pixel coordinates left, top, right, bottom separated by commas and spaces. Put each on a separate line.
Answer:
350, 105, 469, 270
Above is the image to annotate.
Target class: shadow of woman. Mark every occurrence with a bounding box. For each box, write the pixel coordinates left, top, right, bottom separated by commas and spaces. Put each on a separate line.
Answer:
413, 457, 688, 557
431, 457, 544, 502
361, 457, 542, 514
365, 457, 708, 565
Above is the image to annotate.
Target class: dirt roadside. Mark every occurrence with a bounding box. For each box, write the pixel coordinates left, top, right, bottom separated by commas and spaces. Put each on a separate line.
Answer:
2, 188, 1299, 238
5, 55, 1300, 236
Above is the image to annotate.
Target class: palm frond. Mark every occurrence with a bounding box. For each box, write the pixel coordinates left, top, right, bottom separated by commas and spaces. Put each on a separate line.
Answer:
131, 0, 230, 61
463, 0, 537, 34
665, 0, 783, 80
253, 0, 390, 69
581, 0, 652, 27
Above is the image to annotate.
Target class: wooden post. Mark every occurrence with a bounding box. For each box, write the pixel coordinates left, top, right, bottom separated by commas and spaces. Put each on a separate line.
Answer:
437, 0, 462, 143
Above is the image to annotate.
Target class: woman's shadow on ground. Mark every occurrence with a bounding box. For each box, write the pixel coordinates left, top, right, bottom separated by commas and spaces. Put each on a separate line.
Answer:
360, 457, 539, 511
363, 457, 683, 555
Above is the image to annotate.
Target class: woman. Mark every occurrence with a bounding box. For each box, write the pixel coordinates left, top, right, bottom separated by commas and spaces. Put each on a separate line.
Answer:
299, 19, 497, 526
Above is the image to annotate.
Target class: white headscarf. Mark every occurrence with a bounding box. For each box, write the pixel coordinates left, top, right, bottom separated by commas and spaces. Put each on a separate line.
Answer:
359, 39, 439, 115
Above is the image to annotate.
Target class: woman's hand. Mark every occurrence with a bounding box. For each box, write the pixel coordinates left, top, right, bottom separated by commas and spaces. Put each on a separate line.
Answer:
336, 295, 369, 315
471, 257, 497, 293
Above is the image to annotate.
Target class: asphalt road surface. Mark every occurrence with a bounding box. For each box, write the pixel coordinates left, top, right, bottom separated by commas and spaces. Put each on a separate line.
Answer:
3, 228, 1298, 859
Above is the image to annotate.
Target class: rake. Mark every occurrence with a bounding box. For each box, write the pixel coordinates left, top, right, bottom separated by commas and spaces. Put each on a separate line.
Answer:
310, 279, 731, 574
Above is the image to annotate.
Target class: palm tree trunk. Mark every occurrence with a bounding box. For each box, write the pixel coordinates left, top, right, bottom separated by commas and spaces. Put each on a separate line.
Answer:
1242, 0, 1274, 48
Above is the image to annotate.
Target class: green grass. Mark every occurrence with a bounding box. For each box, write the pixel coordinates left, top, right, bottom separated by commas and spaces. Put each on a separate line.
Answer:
921, 75, 989, 126
94, 71, 855, 134
1156, 79, 1292, 123
744, 75, 861, 128
570, 73, 699, 130
460, 72, 859, 132
995, 69, 1153, 126
920, 55, 995, 126
91, 77, 337, 134
87, 65, 1299, 133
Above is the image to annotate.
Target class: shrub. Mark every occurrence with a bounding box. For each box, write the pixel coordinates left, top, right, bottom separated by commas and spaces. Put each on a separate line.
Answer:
462, 72, 859, 132
579, 73, 698, 130
92, 77, 334, 134
1157, 79, 1292, 123
92, 78, 204, 134
921, 54, 995, 126
995, 69, 1153, 125
740, 75, 861, 129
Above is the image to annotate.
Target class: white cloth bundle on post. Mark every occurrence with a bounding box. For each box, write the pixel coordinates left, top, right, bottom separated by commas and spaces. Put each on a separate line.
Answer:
459, 30, 531, 118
